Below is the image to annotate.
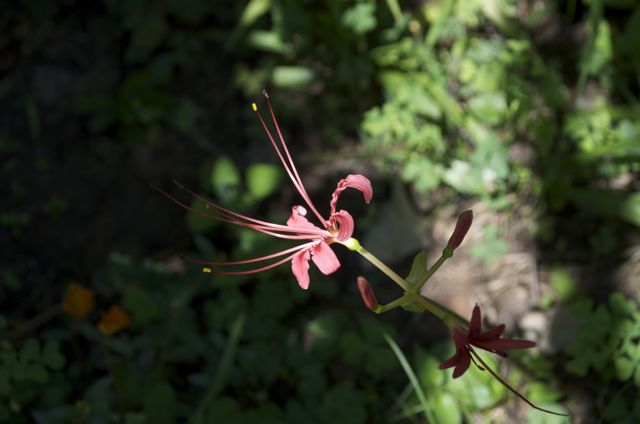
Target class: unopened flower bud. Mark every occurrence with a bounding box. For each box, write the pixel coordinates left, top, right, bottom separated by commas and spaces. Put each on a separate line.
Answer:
357, 276, 380, 312
445, 210, 473, 256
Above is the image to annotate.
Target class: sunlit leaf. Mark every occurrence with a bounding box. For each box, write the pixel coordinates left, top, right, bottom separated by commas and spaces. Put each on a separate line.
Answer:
246, 163, 282, 200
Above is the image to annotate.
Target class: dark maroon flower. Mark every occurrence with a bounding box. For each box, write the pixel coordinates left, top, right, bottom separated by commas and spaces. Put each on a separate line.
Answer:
438, 304, 568, 416
439, 303, 535, 378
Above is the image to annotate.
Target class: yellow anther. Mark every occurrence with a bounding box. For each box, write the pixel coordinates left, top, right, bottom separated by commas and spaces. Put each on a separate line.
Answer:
251, 102, 257, 112
202, 267, 212, 273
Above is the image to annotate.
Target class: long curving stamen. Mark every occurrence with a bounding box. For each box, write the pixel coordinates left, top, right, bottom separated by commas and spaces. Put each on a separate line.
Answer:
173, 180, 323, 233
253, 98, 327, 227
198, 250, 304, 275
165, 182, 330, 237
152, 185, 329, 243
182, 242, 315, 266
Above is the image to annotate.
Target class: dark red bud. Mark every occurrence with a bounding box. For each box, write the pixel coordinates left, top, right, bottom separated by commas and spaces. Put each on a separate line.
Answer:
446, 210, 473, 251
357, 276, 379, 311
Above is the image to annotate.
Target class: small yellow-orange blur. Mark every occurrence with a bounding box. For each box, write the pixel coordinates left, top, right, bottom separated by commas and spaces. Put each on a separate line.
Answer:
61, 282, 95, 319
98, 306, 131, 336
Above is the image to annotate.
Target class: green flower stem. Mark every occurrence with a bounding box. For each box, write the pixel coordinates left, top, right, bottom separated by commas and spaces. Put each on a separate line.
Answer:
417, 252, 449, 290
376, 293, 413, 313
353, 244, 411, 292
341, 238, 468, 329
413, 295, 468, 329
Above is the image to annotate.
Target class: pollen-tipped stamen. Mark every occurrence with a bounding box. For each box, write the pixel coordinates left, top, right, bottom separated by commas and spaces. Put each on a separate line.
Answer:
190, 249, 307, 276
168, 181, 330, 237
182, 242, 316, 267
253, 98, 327, 227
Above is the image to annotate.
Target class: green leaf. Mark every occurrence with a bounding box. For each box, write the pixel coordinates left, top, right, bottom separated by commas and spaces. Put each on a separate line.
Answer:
340, 332, 366, 366
405, 250, 428, 286
19, 339, 40, 363
320, 383, 366, 424
246, 163, 282, 201
565, 188, 640, 227
41, 341, 65, 370
210, 156, 241, 202
205, 397, 243, 422
237, 0, 271, 29
247, 30, 293, 55
342, 3, 377, 35
549, 267, 577, 302
602, 393, 629, 422
416, 350, 445, 389
527, 382, 564, 403
565, 356, 589, 377
526, 404, 571, 423
168, 98, 203, 135
272, 66, 315, 88
431, 391, 462, 424
614, 356, 635, 381
0, 368, 10, 396
186, 197, 218, 233
27, 363, 48, 383
143, 382, 176, 424
122, 286, 159, 326
609, 292, 636, 317
401, 156, 442, 193
468, 92, 507, 125
383, 332, 436, 422
364, 346, 397, 378
126, 15, 169, 63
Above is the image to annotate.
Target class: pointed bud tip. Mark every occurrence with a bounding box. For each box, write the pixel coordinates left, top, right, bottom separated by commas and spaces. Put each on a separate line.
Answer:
262, 89, 269, 98
357, 276, 379, 312
446, 210, 473, 251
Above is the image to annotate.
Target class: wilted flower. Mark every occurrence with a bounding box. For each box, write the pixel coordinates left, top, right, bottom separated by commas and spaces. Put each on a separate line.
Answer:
61, 282, 95, 320
98, 306, 131, 336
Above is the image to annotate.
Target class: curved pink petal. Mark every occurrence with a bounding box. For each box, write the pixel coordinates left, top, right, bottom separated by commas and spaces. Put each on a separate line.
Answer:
330, 210, 355, 241
311, 241, 340, 275
287, 206, 323, 231
329, 174, 373, 216
292, 249, 311, 289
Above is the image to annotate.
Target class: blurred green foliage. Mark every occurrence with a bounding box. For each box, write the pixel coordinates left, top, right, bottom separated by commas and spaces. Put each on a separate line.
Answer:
563, 292, 640, 421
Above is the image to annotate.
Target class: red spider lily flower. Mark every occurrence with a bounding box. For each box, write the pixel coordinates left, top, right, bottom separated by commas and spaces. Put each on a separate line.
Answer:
439, 303, 536, 378
156, 92, 372, 290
